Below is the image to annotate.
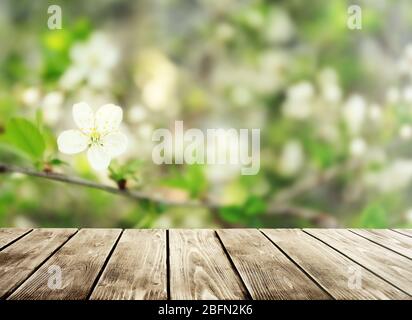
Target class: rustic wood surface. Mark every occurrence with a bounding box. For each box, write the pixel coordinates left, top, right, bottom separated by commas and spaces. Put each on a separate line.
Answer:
0, 228, 31, 250
262, 229, 409, 300
90, 229, 167, 300
305, 229, 412, 296
392, 229, 412, 238
349, 229, 412, 259
9, 229, 120, 300
169, 229, 248, 300
0, 228, 411, 300
217, 229, 330, 300
0, 228, 77, 298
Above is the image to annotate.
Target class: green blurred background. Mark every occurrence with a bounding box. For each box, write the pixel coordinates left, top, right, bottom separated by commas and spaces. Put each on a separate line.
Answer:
1, 0, 412, 229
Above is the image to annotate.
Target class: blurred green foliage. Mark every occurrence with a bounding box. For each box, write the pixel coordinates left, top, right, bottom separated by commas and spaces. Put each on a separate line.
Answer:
0, 0, 412, 229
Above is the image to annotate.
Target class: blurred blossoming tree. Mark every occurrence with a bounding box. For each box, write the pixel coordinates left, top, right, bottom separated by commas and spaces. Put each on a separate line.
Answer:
1, 0, 412, 228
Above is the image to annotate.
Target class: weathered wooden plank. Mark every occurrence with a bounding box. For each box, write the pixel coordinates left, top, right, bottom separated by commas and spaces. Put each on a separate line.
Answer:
305, 229, 412, 295
9, 228, 121, 300
392, 229, 412, 238
90, 229, 167, 300
262, 229, 409, 300
217, 229, 330, 300
0, 228, 76, 298
169, 229, 248, 300
0, 228, 31, 250
350, 229, 412, 259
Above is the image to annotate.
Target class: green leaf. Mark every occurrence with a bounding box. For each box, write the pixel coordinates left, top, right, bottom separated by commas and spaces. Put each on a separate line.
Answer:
49, 158, 68, 166
218, 196, 266, 224
219, 206, 242, 224
163, 165, 207, 198
244, 196, 266, 216
108, 159, 143, 182
4, 118, 46, 161
357, 204, 387, 228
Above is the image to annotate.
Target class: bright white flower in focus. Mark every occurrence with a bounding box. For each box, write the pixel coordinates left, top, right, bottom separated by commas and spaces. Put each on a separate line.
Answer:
57, 102, 127, 171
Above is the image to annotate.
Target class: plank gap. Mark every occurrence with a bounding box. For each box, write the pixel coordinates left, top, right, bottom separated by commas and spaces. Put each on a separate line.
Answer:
86, 229, 124, 300
0, 229, 33, 252
302, 229, 412, 297
348, 230, 412, 260
166, 229, 171, 300
3, 229, 79, 300
259, 229, 335, 300
214, 230, 253, 300
391, 229, 412, 238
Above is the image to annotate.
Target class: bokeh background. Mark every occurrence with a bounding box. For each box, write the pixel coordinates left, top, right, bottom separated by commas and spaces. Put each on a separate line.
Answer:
1, 0, 412, 228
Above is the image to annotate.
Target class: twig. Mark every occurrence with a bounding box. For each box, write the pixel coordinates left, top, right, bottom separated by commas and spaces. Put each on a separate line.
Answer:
269, 166, 341, 206
0, 162, 207, 208
0, 162, 338, 226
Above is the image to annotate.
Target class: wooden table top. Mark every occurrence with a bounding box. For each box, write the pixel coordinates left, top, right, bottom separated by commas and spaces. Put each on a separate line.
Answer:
0, 228, 411, 300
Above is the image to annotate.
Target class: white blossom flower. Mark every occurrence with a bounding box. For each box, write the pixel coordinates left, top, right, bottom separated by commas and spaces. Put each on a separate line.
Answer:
230, 85, 253, 107
128, 104, 148, 123
398, 44, 412, 77
21, 87, 41, 107
215, 22, 235, 42
406, 209, 412, 223
60, 32, 119, 90
400, 125, 412, 140
342, 95, 366, 135
134, 49, 177, 111
368, 104, 382, 122
279, 140, 304, 176
57, 102, 127, 171
42, 91, 64, 125
403, 86, 412, 103
318, 68, 342, 103
265, 9, 295, 44
386, 86, 400, 104
282, 81, 314, 119
350, 138, 367, 157
365, 160, 412, 193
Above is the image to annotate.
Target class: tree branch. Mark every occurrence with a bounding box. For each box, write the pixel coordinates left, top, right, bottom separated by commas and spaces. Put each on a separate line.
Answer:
0, 162, 338, 226
0, 162, 208, 208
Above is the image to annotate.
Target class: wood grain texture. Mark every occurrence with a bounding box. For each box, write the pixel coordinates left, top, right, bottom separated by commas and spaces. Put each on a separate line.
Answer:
305, 229, 412, 296
392, 229, 412, 238
350, 229, 412, 259
90, 229, 167, 300
217, 229, 330, 300
0, 228, 76, 298
0, 228, 31, 250
262, 229, 409, 300
9, 228, 121, 300
169, 229, 248, 300
1, 228, 411, 300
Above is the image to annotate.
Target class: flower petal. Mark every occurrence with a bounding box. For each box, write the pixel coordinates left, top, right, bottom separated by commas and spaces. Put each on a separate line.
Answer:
95, 104, 123, 134
73, 102, 94, 133
57, 130, 88, 154
87, 145, 111, 171
101, 132, 128, 157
